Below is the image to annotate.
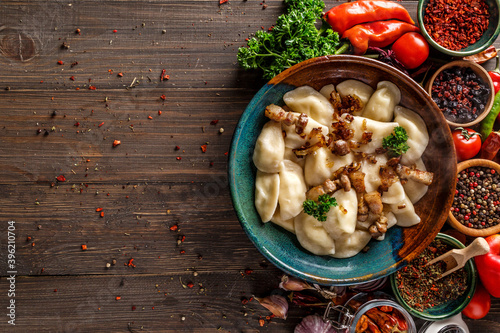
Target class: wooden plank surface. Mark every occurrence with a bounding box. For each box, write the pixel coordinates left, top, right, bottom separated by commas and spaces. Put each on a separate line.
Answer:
0, 0, 499, 332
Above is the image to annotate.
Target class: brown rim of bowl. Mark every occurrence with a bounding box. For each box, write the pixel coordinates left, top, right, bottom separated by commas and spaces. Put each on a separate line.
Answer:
426, 60, 494, 128
448, 158, 500, 237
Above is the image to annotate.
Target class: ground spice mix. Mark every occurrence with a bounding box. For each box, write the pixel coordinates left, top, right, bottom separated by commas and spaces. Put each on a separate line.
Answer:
423, 0, 490, 50
396, 239, 468, 311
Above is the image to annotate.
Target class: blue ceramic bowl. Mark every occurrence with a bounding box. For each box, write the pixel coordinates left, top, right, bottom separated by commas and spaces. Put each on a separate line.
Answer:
229, 55, 457, 285
417, 0, 500, 57
390, 233, 477, 320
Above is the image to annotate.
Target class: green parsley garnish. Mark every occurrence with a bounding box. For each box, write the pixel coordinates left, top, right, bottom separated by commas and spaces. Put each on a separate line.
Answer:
303, 194, 338, 222
237, 0, 349, 79
382, 126, 410, 157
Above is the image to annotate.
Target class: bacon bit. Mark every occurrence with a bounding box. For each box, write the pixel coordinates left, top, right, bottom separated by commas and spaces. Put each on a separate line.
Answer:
113, 140, 121, 147
170, 224, 179, 231
57, 60, 64, 65
74, 122, 80, 127
200, 145, 207, 153
69, 76, 75, 81
100, 212, 104, 218
148, 115, 153, 120
160, 94, 166, 100
158, 110, 162, 115
176, 156, 182, 160
210, 119, 219, 125
89, 85, 97, 90
127, 258, 136, 267
96, 208, 103, 212
81, 244, 87, 251
115, 296, 121, 301
187, 282, 194, 288
113, 29, 118, 33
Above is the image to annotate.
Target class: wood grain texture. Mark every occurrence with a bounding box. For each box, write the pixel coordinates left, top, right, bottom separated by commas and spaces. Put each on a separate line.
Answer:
0, 0, 499, 332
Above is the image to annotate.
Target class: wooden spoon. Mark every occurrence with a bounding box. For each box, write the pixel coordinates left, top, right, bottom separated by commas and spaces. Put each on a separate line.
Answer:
426, 237, 490, 279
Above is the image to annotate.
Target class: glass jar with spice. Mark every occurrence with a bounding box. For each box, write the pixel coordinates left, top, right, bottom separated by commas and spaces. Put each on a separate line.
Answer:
323, 291, 416, 333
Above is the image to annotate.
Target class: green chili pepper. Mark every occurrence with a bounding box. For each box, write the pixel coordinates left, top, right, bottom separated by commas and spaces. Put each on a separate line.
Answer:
479, 90, 500, 141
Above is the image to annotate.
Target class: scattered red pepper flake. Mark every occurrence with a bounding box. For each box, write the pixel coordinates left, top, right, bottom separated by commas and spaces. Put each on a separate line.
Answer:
113, 29, 118, 33
158, 110, 162, 115
200, 145, 207, 153
148, 115, 153, 120
210, 119, 219, 125
54, 289, 57, 292
224, 152, 228, 156
74, 122, 80, 127
81, 244, 87, 251
57, 60, 64, 65
160, 94, 166, 100
176, 157, 182, 160
100, 212, 104, 218
31, 242, 35, 247
164, 74, 170, 80
244, 268, 253, 275
113, 140, 121, 147
131, 306, 136, 311
259, 318, 265, 326
187, 282, 194, 288
75, 28, 81, 34
117, 72, 123, 77
175, 146, 180, 150
71, 61, 78, 68
160, 69, 166, 81
89, 85, 97, 90
126, 258, 136, 267
115, 296, 121, 301
180, 250, 185, 254
56, 175, 66, 182
96, 207, 103, 212
170, 224, 179, 231
69, 76, 75, 81
220, 0, 228, 4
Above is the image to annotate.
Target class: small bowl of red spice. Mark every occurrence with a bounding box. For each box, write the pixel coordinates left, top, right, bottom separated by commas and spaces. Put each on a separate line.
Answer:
426, 60, 494, 127
390, 233, 477, 321
449, 158, 500, 237
417, 0, 500, 57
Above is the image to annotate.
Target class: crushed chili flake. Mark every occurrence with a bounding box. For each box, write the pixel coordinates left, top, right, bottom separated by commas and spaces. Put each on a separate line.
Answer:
71, 61, 79, 68
75, 28, 81, 34
169, 224, 179, 231
98, 122, 104, 127
200, 145, 207, 153
56, 175, 66, 182
113, 29, 118, 33
131, 306, 136, 311
100, 212, 104, 218
244, 268, 253, 275
126, 258, 136, 267
175, 146, 180, 150
259, 318, 265, 326
148, 115, 153, 120
81, 244, 87, 251
219, 0, 228, 4
176, 156, 182, 160
117, 72, 123, 77
160, 69, 166, 81
89, 85, 97, 90
74, 122, 80, 127
180, 250, 185, 254
96, 208, 103, 212
69, 76, 75, 81
158, 110, 162, 115
187, 282, 194, 288
113, 140, 121, 147
160, 94, 166, 100
115, 296, 121, 301
57, 60, 64, 65
210, 119, 219, 125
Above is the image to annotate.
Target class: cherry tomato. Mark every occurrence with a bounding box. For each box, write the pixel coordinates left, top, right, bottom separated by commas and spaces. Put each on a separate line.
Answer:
462, 282, 491, 320
391, 32, 429, 69
452, 127, 482, 161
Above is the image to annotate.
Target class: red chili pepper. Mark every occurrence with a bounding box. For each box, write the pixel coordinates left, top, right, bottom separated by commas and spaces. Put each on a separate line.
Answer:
488, 55, 500, 95
323, 0, 414, 35
343, 20, 420, 55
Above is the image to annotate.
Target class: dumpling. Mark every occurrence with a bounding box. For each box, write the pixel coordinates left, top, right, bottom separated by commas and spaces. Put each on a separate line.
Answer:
402, 158, 429, 204
253, 120, 284, 173
360, 155, 405, 204
394, 106, 429, 165
331, 230, 372, 258
284, 147, 305, 168
270, 207, 295, 234
282, 113, 329, 149
347, 115, 399, 154
278, 160, 307, 221
294, 212, 336, 256
391, 195, 421, 227
303, 147, 354, 187
323, 189, 358, 240
362, 81, 401, 122
319, 84, 336, 100
255, 171, 280, 222
283, 86, 335, 127
336, 79, 374, 115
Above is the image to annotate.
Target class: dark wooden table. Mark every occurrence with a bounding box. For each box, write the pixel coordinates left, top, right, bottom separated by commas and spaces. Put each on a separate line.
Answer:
0, 1, 499, 332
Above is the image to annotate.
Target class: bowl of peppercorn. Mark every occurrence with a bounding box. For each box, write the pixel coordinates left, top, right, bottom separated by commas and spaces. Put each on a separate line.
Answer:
390, 233, 477, 321
426, 60, 494, 128
449, 158, 500, 237
417, 0, 500, 57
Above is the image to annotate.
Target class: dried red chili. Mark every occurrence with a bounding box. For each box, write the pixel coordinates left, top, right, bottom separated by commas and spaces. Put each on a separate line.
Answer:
423, 0, 490, 50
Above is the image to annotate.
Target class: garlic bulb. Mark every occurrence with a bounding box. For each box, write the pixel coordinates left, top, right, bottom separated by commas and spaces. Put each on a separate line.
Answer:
294, 314, 337, 333
279, 275, 314, 291
254, 294, 289, 319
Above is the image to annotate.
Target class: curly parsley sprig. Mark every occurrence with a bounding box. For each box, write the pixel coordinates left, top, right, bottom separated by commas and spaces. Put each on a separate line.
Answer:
382, 126, 410, 157
303, 194, 338, 222
237, 0, 349, 79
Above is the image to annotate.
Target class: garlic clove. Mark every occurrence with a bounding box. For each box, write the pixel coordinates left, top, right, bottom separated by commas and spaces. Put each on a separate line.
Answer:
279, 275, 314, 291
294, 314, 337, 333
254, 294, 289, 320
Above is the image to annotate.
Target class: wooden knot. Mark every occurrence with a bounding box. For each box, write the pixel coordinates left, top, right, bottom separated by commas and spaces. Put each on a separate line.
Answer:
0, 31, 36, 62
